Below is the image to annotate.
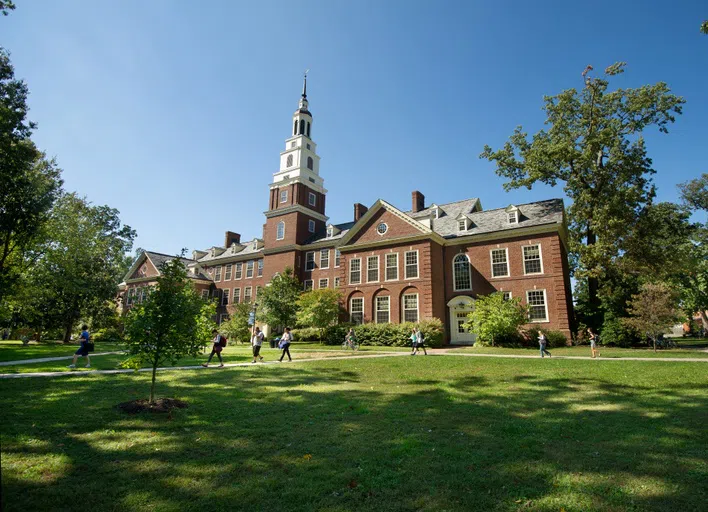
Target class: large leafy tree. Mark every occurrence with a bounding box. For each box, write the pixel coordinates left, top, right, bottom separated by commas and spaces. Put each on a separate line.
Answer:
36, 193, 136, 342
220, 302, 253, 343
623, 282, 681, 352
0, 1, 15, 16
123, 257, 215, 402
481, 63, 684, 322
679, 173, 708, 214
296, 288, 342, 341
0, 49, 63, 303
463, 292, 528, 346
256, 267, 301, 332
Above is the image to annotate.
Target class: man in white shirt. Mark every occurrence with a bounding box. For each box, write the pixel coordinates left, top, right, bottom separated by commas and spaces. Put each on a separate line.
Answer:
251, 327, 265, 363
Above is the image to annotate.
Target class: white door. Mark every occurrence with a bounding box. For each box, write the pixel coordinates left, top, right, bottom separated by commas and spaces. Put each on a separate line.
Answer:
448, 297, 476, 345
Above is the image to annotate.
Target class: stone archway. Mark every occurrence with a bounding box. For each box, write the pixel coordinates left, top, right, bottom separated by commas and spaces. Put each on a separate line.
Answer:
447, 296, 476, 345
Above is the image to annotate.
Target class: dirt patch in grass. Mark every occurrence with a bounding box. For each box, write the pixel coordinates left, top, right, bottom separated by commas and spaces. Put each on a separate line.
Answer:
117, 398, 188, 414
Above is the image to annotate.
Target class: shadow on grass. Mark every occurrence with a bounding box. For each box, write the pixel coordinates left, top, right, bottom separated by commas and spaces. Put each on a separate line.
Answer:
1, 359, 707, 511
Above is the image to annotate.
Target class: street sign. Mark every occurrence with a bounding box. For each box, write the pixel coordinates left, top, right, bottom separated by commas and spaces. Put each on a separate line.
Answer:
248, 312, 255, 326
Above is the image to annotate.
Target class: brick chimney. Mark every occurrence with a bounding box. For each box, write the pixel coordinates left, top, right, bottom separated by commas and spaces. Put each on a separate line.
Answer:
354, 203, 368, 222
224, 231, 241, 246
412, 191, 425, 213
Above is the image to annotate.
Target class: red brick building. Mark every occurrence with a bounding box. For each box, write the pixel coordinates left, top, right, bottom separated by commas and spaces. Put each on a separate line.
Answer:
120, 79, 574, 343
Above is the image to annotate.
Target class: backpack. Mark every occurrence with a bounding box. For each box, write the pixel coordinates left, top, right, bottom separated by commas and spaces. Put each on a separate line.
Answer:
219, 335, 228, 347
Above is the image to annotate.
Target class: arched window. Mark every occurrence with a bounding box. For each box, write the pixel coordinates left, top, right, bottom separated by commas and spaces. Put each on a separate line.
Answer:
293, 120, 297, 136
276, 221, 285, 240
306, 122, 311, 137
453, 254, 472, 291
286, 154, 293, 167
307, 156, 313, 170
299, 119, 305, 135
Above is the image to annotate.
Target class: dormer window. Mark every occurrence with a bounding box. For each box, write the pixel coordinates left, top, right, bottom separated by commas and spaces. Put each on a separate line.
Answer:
508, 211, 518, 224
326, 225, 333, 238
458, 219, 468, 232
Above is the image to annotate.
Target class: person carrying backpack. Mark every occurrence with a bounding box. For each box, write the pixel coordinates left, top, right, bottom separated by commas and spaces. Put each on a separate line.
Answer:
68, 324, 93, 368
251, 327, 265, 363
538, 332, 551, 358
278, 327, 293, 362
202, 329, 226, 368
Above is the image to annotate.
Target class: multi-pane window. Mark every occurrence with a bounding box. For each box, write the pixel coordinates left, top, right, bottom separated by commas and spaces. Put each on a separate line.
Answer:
215, 266, 222, 282
234, 262, 242, 279
335, 249, 341, 267
246, 260, 254, 278
350, 258, 361, 284
304, 280, 313, 291
224, 264, 232, 281
308, 220, 316, 233
320, 249, 330, 269
502, 291, 512, 301
527, 290, 548, 322
375, 296, 390, 324
280, 190, 288, 203
319, 278, 328, 289
309, 192, 316, 206
201, 289, 209, 300
458, 219, 467, 231
232, 288, 240, 304
276, 221, 285, 240
453, 254, 472, 291
491, 249, 509, 278
305, 251, 315, 271
385, 253, 398, 281
334, 277, 340, 288
222, 289, 230, 306
508, 211, 518, 224
326, 226, 333, 238
405, 251, 419, 279
126, 288, 135, 306
403, 294, 419, 323
350, 298, 364, 324
367, 255, 379, 283
257, 259, 263, 277
244, 286, 252, 303
523, 245, 543, 275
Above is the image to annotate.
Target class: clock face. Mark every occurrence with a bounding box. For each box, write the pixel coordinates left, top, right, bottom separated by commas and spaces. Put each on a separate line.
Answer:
376, 223, 388, 235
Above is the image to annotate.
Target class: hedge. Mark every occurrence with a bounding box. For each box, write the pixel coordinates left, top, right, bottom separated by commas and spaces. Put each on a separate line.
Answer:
292, 318, 445, 348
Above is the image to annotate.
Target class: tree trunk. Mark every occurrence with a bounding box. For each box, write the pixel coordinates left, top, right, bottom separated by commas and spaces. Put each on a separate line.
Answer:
150, 357, 158, 404
699, 310, 708, 331
586, 228, 600, 314
653, 335, 657, 353
63, 319, 75, 343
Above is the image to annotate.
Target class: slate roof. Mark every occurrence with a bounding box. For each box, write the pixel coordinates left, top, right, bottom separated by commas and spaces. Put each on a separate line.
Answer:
302, 221, 356, 245
195, 240, 264, 263
143, 252, 211, 281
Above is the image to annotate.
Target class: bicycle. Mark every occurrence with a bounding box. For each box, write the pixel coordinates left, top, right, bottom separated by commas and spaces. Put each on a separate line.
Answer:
342, 337, 359, 351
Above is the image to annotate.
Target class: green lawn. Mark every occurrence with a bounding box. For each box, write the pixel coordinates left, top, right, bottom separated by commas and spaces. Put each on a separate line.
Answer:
1, 356, 706, 511
0, 340, 126, 362
439, 342, 708, 359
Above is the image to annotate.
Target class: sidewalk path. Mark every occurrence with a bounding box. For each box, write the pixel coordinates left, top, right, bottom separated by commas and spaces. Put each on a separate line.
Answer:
0, 351, 124, 367
428, 349, 708, 363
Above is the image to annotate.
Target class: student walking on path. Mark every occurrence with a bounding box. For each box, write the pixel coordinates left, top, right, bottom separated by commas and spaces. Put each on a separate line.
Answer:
251, 327, 265, 363
410, 327, 427, 355
588, 329, 600, 358
202, 329, 225, 368
68, 325, 92, 368
278, 327, 293, 362
538, 332, 552, 358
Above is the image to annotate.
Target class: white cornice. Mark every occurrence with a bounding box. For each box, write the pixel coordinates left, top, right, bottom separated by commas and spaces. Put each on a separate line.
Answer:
445, 223, 567, 250
263, 204, 329, 223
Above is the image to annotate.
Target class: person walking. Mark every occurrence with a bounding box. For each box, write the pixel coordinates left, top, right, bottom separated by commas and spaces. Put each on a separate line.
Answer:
344, 328, 358, 350
538, 332, 551, 358
409, 328, 417, 355
251, 327, 265, 363
202, 329, 225, 368
68, 324, 92, 368
278, 327, 293, 362
415, 327, 427, 355
588, 328, 600, 358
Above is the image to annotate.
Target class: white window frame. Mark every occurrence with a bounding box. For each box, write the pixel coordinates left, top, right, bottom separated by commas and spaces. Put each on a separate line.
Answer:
502, 291, 512, 301
320, 249, 330, 269
232, 288, 240, 304
201, 289, 209, 300
508, 210, 519, 224
276, 221, 285, 240
350, 258, 362, 285
490, 248, 510, 278
246, 260, 254, 278
385, 253, 398, 281
318, 278, 328, 289
214, 266, 222, 282
526, 289, 549, 322
334, 277, 340, 288
458, 219, 467, 232
257, 259, 263, 277
522, 244, 544, 275
309, 192, 316, 206
404, 250, 419, 280
234, 262, 243, 280
402, 293, 419, 323
126, 288, 135, 306
304, 279, 313, 291
221, 289, 230, 306
334, 249, 341, 267
224, 264, 232, 281
326, 226, 333, 238
305, 251, 315, 271
367, 255, 379, 283
350, 297, 364, 324
453, 254, 472, 291
308, 219, 316, 233
244, 286, 252, 303
375, 296, 390, 324
280, 190, 288, 203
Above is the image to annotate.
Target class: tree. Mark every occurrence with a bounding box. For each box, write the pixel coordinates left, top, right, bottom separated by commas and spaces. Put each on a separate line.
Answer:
481, 63, 684, 323
36, 193, 136, 342
463, 292, 528, 346
679, 173, 708, 213
123, 257, 215, 402
220, 302, 253, 343
256, 267, 300, 332
623, 282, 681, 352
0, 1, 15, 16
0, 49, 63, 303
701, 21, 708, 35
296, 289, 342, 341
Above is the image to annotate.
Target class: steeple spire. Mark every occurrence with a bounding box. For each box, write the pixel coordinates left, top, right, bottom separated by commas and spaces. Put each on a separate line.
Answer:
302, 69, 308, 99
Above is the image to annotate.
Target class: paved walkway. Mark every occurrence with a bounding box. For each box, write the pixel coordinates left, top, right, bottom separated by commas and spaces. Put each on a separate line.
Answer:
0, 351, 124, 367
427, 349, 708, 363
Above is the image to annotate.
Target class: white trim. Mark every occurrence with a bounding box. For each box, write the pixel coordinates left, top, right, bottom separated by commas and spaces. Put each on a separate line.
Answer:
375, 295, 390, 324
402, 293, 419, 323
280, 189, 288, 203
246, 260, 254, 278
452, 253, 472, 291
243, 286, 253, 303
305, 251, 315, 272
367, 255, 379, 283
334, 249, 341, 268
508, 211, 518, 224
526, 289, 549, 322
263, 204, 329, 223
385, 253, 399, 281
304, 280, 313, 291
224, 264, 233, 281
234, 262, 242, 280
276, 221, 285, 240
308, 219, 316, 233
404, 250, 419, 280
308, 192, 317, 207
334, 277, 340, 288
318, 278, 329, 289
522, 244, 544, 275
232, 287, 240, 304
257, 259, 263, 277
349, 257, 362, 285
376, 222, 388, 236
457, 219, 467, 232
501, 290, 512, 301
490, 248, 510, 278
350, 297, 364, 324
320, 249, 330, 269
201, 289, 210, 300
221, 288, 230, 306
214, 266, 222, 282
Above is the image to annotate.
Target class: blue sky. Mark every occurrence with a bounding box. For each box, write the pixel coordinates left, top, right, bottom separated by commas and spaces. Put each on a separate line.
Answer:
3, 1, 707, 255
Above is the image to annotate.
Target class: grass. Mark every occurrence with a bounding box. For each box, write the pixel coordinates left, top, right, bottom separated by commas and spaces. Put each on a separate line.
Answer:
1, 355, 706, 511
0, 340, 126, 362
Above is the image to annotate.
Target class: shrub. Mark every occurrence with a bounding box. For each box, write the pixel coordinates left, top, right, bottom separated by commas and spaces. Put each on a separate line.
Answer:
601, 316, 641, 347
92, 326, 124, 343
525, 328, 569, 348
464, 293, 528, 346
290, 327, 321, 342
311, 319, 445, 348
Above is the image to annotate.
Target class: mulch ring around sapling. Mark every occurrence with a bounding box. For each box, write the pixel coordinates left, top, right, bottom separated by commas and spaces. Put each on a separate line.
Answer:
117, 398, 188, 414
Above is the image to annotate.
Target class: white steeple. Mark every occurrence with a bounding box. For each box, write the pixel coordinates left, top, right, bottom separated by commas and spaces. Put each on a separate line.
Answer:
271, 72, 326, 195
